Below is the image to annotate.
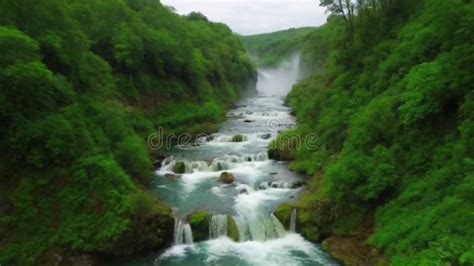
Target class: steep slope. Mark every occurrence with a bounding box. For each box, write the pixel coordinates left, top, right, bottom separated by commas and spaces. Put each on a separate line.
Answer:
270, 0, 474, 264
241, 27, 315, 67
0, 0, 255, 265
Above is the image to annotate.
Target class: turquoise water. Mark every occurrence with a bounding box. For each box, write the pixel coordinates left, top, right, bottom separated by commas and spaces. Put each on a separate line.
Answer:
119, 54, 338, 266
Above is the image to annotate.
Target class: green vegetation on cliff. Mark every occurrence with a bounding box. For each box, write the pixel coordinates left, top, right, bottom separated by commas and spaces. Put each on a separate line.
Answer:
270, 0, 473, 264
241, 27, 315, 67
0, 0, 255, 264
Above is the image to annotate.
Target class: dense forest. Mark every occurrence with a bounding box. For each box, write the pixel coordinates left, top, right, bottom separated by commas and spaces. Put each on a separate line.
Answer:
1, 0, 473, 265
241, 27, 315, 67
266, 0, 474, 264
0, 0, 255, 264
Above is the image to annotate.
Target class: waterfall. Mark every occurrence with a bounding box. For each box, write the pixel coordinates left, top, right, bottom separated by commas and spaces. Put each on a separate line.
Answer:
234, 214, 286, 241
210, 159, 232, 171
209, 215, 228, 239
191, 161, 209, 172
256, 151, 268, 161
183, 223, 193, 244
174, 219, 193, 245
290, 209, 297, 232
271, 214, 286, 237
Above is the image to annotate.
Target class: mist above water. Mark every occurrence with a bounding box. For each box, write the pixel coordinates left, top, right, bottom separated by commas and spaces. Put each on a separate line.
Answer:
257, 52, 302, 97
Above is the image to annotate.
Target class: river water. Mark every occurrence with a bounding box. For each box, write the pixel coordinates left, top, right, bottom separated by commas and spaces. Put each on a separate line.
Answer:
120, 54, 337, 266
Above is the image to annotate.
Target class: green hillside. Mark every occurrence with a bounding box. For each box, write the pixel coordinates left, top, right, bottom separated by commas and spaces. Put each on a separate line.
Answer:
0, 0, 255, 264
241, 27, 315, 67
270, 0, 474, 264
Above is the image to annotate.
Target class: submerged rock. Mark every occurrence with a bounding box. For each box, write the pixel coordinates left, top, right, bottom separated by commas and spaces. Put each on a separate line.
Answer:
220, 172, 235, 184
259, 182, 270, 190
165, 173, 182, 179
206, 135, 215, 142
188, 211, 211, 242
260, 133, 272, 140
239, 188, 249, 194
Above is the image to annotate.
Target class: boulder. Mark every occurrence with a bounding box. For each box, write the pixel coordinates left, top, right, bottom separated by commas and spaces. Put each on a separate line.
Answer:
232, 134, 245, 142
290, 180, 306, 188
220, 172, 235, 184
268, 138, 296, 161
174, 162, 186, 174
260, 133, 272, 140
239, 188, 249, 194
273, 203, 295, 231
227, 215, 239, 242
152, 154, 166, 169
188, 211, 211, 242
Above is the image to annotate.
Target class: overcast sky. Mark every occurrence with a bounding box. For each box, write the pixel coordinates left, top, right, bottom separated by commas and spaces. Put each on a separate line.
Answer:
161, 0, 328, 35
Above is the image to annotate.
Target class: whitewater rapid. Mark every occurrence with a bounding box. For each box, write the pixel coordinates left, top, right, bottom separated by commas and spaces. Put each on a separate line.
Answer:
120, 54, 338, 266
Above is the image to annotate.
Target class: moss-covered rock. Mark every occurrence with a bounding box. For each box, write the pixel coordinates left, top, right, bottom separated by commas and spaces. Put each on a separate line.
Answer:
106, 191, 174, 255
232, 134, 245, 142
174, 162, 186, 174
267, 132, 297, 161
298, 197, 334, 242
188, 211, 211, 242
274, 203, 294, 230
227, 215, 239, 242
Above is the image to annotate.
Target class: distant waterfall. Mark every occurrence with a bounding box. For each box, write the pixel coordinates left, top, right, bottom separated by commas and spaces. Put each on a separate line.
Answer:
209, 215, 228, 239
290, 209, 297, 232
174, 219, 193, 245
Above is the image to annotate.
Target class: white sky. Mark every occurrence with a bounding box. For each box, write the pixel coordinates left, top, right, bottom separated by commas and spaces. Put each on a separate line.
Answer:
161, 0, 328, 35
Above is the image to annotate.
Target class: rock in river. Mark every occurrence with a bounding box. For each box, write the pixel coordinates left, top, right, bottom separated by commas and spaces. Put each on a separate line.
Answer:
220, 172, 235, 184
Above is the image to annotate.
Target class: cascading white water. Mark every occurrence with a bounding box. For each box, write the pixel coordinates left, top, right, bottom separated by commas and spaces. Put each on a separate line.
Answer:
152, 53, 338, 265
174, 219, 193, 245
209, 215, 228, 239
233, 190, 287, 241
183, 223, 193, 244
290, 208, 297, 232
210, 159, 232, 171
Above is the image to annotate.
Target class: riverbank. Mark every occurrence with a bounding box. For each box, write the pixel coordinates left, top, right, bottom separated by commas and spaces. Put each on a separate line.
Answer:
268, 1, 474, 264
0, 1, 257, 264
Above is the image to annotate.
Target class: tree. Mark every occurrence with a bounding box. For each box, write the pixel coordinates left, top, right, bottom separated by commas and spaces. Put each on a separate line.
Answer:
320, 0, 356, 43
112, 23, 144, 71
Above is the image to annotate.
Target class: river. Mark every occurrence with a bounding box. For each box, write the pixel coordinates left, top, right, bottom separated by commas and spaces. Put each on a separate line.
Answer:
119, 54, 338, 266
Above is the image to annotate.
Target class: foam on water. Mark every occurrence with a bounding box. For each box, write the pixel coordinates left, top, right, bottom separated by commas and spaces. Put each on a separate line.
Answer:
145, 53, 338, 266
157, 234, 337, 266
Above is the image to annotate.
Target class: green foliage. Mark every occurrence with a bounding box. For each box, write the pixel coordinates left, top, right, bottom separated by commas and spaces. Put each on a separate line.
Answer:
279, 0, 474, 264
232, 134, 245, 142
399, 61, 446, 124
0, 0, 255, 264
241, 27, 315, 67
